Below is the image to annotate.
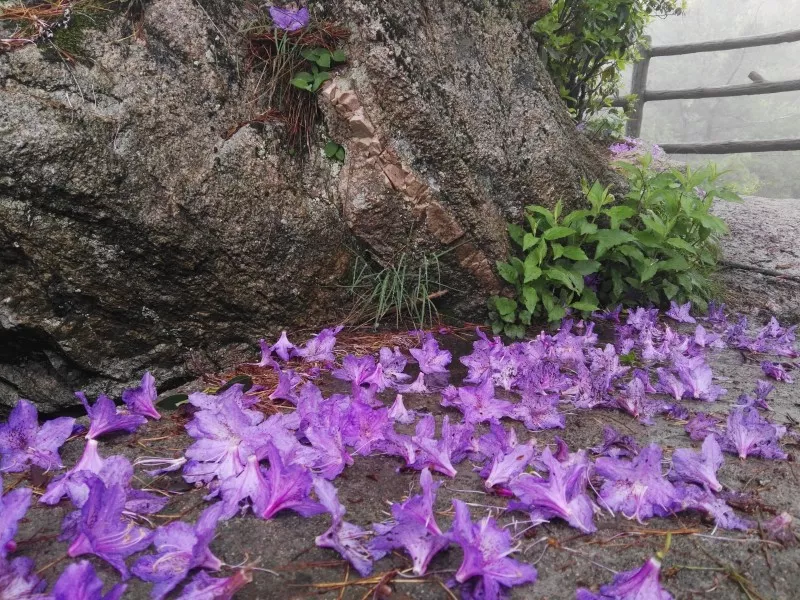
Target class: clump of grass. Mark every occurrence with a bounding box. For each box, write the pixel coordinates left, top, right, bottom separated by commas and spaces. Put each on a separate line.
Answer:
242, 8, 349, 151
345, 252, 451, 330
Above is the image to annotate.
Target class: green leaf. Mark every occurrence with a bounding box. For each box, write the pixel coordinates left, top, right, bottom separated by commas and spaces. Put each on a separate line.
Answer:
543, 226, 576, 241
580, 221, 598, 236
662, 280, 679, 300
590, 229, 636, 259
571, 300, 598, 312
571, 259, 601, 276
526, 205, 555, 227
335, 147, 345, 161
551, 242, 564, 259
603, 205, 637, 229
545, 267, 583, 294
157, 393, 189, 410
518, 310, 532, 326
714, 188, 742, 203
666, 237, 697, 254
660, 255, 690, 272
504, 323, 526, 339
560, 246, 589, 261
637, 259, 658, 283
508, 223, 525, 247
332, 49, 347, 63
494, 297, 517, 316
522, 286, 539, 313
324, 141, 340, 158
218, 375, 254, 394
523, 255, 542, 283
562, 210, 592, 227
312, 70, 332, 91
522, 233, 539, 251
497, 261, 519, 285
532, 241, 548, 266
290, 75, 313, 91
316, 51, 331, 68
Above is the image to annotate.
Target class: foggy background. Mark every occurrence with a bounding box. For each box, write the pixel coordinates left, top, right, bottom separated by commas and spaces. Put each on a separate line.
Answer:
621, 0, 800, 198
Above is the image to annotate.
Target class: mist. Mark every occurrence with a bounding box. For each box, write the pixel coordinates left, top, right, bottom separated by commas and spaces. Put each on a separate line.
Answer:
623, 0, 800, 198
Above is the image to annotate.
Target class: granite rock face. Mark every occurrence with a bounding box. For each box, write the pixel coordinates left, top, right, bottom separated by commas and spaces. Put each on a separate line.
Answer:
0, 0, 607, 411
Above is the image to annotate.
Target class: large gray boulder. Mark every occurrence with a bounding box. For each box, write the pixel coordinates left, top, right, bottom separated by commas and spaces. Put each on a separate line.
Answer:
0, 0, 608, 412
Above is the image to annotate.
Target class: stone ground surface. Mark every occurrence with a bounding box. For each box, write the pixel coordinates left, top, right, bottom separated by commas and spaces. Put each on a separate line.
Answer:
8, 327, 800, 600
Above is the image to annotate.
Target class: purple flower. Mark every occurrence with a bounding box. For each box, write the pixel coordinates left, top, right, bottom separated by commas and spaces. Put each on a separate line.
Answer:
723, 407, 787, 460
665, 301, 696, 324
576, 556, 673, 600
268, 369, 302, 404
132, 503, 224, 598
396, 372, 430, 394
52, 561, 126, 600
67, 477, 153, 579
763, 512, 797, 545
0, 478, 31, 559
378, 347, 411, 384
684, 412, 723, 441
76, 392, 146, 440
448, 499, 537, 598
510, 446, 596, 533
296, 326, 342, 363
483, 441, 536, 492
409, 334, 451, 374
512, 392, 564, 431
590, 426, 640, 459
447, 377, 514, 424
412, 416, 460, 478
370, 469, 450, 575
670, 435, 723, 493
332, 354, 377, 386
0, 399, 74, 473
260, 444, 323, 519
627, 307, 659, 331
174, 569, 253, 600
706, 302, 727, 327
754, 379, 775, 402
693, 325, 724, 349
656, 368, 685, 401
271, 331, 297, 361
677, 485, 752, 531
388, 394, 416, 425
0, 557, 47, 599
40, 439, 105, 506
595, 444, 681, 522
121, 372, 161, 420
761, 361, 793, 383
674, 356, 726, 401
269, 6, 310, 31
592, 305, 623, 323
313, 478, 375, 576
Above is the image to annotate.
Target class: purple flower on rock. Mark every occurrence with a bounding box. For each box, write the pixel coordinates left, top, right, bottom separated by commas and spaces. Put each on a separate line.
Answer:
763, 512, 797, 545
388, 394, 415, 425
655, 368, 685, 401
271, 331, 297, 361
314, 478, 375, 576
52, 561, 126, 600
754, 379, 775, 402
576, 556, 673, 600
761, 361, 793, 383
448, 499, 537, 599
269, 6, 310, 31
409, 334, 451, 374
677, 485, 752, 531
0, 399, 74, 473
122, 372, 161, 420
332, 354, 377, 386
296, 326, 342, 363
268, 369, 302, 404
665, 301, 696, 324
509, 446, 596, 533
590, 426, 640, 459
684, 412, 723, 441
370, 469, 450, 575
0, 478, 31, 559
723, 407, 786, 460
174, 569, 253, 600
448, 377, 514, 424
68, 477, 153, 579
261, 444, 323, 519
412, 415, 463, 478
483, 441, 536, 492
674, 356, 726, 402
76, 392, 146, 440
693, 325, 724, 349
396, 372, 430, 394
670, 435, 723, 493
512, 392, 564, 431
595, 444, 681, 522
0, 557, 47, 600
132, 503, 223, 599
378, 347, 411, 384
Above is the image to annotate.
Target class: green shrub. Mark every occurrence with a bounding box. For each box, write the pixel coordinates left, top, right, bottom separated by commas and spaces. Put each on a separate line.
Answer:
489, 154, 742, 338
534, 0, 684, 119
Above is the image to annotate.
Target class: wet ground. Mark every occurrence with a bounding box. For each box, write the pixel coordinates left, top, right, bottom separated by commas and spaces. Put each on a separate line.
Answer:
8, 323, 800, 600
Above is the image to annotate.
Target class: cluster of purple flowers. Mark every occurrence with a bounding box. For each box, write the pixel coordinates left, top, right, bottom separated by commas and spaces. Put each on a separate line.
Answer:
0, 300, 795, 599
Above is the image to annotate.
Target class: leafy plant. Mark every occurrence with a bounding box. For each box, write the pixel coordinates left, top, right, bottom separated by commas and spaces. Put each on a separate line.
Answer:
290, 47, 347, 92
489, 153, 741, 338
534, 0, 684, 119
581, 108, 628, 140
324, 140, 346, 162
346, 252, 450, 330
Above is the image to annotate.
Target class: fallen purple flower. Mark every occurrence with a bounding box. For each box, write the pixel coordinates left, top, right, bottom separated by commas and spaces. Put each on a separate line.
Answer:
388, 394, 416, 424
77, 392, 146, 440
590, 426, 640, 459
52, 560, 126, 600
271, 331, 297, 361
674, 356, 726, 402
761, 361, 793, 383
723, 407, 787, 460
576, 556, 673, 600
269, 6, 310, 31
512, 392, 564, 431
448, 499, 537, 598
483, 441, 536, 492
0, 398, 74, 473
0, 477, 31, 559
132, 503, 223, 598
396, 372, 430, 394
0, 557, 47, 599
174, 569, 253, 600
122, 372, 161, 420
296, 326, 342, 363
684, 412, 723, 442
665, 301, 696, 324
409, 334, 451, 374
763, 512, 797, 545
670, 435, 723, 493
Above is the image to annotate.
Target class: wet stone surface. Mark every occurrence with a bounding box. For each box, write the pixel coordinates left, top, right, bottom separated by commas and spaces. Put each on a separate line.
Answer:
7, 321, 800, 600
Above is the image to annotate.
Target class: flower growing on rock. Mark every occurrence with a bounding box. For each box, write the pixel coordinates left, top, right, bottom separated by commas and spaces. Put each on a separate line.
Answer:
370, 468, 450, 575
132, 503, 224, 599
67, 477, 153, 579
669, 435, 723, 493
0, 478, 31, 559
448, 499, 537, 598
76, 392, 146, 440
121, 372, 161, 420
52, 561, 126, 600
576, 556, 673, 600
314, 478, 375, 576
0, 399, 74, 473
